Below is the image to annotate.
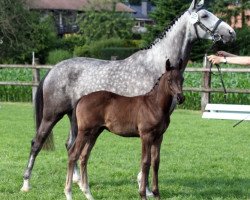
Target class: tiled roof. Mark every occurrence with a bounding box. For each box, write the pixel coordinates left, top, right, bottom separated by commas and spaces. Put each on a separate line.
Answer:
26, 0, 135, 12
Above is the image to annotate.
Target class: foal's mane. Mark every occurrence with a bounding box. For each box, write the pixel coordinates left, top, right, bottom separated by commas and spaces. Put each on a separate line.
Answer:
146, 67, 179, 96
146, 72, 165, 96
144, 11, 186, 50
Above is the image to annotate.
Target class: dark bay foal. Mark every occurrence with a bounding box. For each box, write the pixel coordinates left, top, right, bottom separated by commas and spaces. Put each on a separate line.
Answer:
64, 60, 185, 200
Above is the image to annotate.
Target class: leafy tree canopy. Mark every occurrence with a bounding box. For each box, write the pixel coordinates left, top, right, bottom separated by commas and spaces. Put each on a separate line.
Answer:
143, 0, 190, 44
0, 0, 57, 63
78, 0, 134, 44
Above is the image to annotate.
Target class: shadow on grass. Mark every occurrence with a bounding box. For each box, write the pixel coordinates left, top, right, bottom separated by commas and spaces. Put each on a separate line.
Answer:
160, 177, 250, 199
90, 176, 250, 199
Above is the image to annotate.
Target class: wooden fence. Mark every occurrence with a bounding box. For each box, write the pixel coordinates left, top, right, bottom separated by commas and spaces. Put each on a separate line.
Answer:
0, 58, 249, 111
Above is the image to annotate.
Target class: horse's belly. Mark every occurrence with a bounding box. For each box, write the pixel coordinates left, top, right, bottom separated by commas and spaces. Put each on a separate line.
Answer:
105, 121, 139, 137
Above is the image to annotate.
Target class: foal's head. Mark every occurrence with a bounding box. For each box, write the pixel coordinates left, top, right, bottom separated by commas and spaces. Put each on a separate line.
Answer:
164, 59, 185, 104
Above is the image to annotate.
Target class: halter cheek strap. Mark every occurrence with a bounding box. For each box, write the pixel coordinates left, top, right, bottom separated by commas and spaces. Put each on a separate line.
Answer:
190, 9, 223, 43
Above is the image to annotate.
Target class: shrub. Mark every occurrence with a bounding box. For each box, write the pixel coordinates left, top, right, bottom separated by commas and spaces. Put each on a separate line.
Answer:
46, 49, 72, 65
100, 47, 139, 60
73, 38, 139, 59
74, 45, 91, 57
55, 35, 86, 53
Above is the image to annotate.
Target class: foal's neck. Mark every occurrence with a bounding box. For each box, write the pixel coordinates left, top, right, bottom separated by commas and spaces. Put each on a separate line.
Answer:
148, 75, 173, 113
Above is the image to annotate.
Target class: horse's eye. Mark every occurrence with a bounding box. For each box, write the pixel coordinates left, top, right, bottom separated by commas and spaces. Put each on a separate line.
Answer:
201, 14, 208, 19
168, 80, 172, 84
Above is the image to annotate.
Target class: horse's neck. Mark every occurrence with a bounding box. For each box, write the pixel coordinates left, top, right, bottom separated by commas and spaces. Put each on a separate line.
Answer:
141, 11, 193, 74
149, 75, 173, 112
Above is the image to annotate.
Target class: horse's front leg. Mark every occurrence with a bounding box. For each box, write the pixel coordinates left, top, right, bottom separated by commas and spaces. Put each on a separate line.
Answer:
139, 135, 152, 200
137, 171, 153, 197
151, 135, 163, 199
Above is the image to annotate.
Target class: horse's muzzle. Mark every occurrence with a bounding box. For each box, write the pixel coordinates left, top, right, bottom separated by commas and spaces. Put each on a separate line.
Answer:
176, 93, 185, 105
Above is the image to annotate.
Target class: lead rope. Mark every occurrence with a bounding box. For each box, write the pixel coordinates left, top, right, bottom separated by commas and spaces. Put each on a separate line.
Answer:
215, 63, 227, 101
205, 43, 227, 101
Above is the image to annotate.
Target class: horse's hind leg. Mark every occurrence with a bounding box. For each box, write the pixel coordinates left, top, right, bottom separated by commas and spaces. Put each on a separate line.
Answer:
78, 131, 100, 200
65, 136, 86, 200
64, 129, 95, 200
21, 114, 62, 192
65, 112, 81, 184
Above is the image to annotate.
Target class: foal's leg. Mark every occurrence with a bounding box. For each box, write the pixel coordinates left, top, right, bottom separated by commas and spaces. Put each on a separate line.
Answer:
64, 133, 88, 200
137, 172, 153, 197
139, 135, 152, 200
65, 112, 81, 184
79, 137, 99, 200
151, 136, 163, 199
21, 115, 62, 192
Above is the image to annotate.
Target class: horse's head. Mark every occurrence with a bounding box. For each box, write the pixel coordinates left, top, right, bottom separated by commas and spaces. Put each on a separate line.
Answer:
165, 59, 185, 105
187, 0, 236, 43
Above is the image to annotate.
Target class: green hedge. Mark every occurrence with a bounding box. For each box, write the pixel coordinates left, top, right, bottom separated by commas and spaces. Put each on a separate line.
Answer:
100, 47, 139, 60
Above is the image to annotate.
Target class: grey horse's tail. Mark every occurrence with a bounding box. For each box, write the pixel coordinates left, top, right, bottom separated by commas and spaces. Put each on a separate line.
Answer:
35, 74, 55, 150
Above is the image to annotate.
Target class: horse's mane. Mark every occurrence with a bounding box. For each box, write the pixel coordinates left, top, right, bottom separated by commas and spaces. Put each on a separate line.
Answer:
144, 11, 186, 50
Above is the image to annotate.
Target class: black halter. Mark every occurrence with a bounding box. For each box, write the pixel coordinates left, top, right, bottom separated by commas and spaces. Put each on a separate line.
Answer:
190, 8, 223, 43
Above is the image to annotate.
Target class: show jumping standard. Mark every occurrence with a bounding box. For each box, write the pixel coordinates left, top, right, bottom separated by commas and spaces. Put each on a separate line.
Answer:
64, 60, 185, 200
21, 0, 236, 197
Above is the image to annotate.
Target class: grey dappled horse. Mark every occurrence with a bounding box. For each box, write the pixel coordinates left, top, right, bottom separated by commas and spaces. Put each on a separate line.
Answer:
21, 0, 236, 198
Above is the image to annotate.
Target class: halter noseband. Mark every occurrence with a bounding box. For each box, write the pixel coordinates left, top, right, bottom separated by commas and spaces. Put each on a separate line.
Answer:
189, 8, 223, 43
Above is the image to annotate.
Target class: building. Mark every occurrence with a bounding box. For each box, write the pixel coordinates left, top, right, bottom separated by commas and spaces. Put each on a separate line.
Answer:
127, 0, 155, 33
228, 5, 250, 28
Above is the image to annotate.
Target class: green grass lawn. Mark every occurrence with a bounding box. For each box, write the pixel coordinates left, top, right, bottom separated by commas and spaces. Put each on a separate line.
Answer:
0, 102, 249, 200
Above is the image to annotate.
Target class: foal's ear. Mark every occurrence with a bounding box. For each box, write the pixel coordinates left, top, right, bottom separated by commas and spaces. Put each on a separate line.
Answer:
178, 59, 183, 70
165, 59, 171, 71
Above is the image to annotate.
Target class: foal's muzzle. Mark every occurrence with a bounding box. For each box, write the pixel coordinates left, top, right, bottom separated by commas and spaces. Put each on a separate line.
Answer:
176, 93, 185, 105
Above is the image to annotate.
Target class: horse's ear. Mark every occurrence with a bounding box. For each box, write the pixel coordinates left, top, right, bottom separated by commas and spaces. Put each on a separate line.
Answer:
197, 0, 204, 7
189, 0, 198, 10
178, 59, 183, 70
165, 59, 171, 71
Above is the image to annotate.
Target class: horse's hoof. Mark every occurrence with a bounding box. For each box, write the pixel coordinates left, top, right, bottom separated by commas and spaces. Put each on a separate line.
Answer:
64, 190, 73, 200
20, 187, 30, 192
73, 174, 80, 184
20, 180, 30, 192
146, 187, 154, 197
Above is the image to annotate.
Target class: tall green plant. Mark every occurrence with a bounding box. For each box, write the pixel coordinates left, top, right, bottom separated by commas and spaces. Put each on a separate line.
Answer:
143, 0, 190, 44
0, 0, 57, 64
78, 0, 134, 44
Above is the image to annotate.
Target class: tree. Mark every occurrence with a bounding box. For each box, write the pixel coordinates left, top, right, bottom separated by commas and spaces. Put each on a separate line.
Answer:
0, 0, 57, 63
78, 0, 134, 44
210, 0, 250, 27
209, 0, 250, 56
143, 0, 190, 44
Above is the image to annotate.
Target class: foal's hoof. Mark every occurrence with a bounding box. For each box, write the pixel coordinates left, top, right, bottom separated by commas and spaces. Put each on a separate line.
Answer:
146, 188, 154, 197
20, 180, 30, 192
73, 173, 80, 184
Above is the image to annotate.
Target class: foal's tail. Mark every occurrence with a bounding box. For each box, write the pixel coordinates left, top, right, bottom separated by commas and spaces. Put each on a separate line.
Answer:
35, 74, 55, 150
69, 102, 78, 150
